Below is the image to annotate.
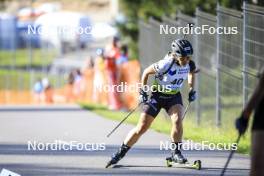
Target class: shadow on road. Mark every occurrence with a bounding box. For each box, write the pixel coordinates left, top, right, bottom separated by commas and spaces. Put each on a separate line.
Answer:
0, 163, 250, 176
0, 144, 250, 175
0, 143, 249, 159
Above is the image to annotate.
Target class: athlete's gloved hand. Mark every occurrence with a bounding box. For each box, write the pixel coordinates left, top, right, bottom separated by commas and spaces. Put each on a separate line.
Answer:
235, 113, 249, 135
188, 89, 196, 102
139, 88, 148, 103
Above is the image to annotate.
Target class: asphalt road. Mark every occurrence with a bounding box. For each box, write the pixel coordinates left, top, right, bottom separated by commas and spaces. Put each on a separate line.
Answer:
0, 105, 250, 176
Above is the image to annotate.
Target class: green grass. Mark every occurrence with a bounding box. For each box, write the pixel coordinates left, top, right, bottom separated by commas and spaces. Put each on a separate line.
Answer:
81, 103, 250, 154
0, 49, 64, 90
0, 49, 57, 67
0, 69, 64, 90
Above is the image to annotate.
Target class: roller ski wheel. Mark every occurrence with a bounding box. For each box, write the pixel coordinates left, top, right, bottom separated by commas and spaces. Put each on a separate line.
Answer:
193, 160, 202, 170
105, 160, 114, 168
166, 157, 173, 167
166, 157, 201, 170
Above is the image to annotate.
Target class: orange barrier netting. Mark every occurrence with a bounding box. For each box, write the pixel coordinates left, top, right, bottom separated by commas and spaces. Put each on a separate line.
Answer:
0, 60, 141, 110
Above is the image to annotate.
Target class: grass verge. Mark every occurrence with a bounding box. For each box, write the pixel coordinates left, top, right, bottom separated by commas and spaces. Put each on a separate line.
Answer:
0, 49, 56, 68
0, 69, 63, 90
81, 103, 250, 154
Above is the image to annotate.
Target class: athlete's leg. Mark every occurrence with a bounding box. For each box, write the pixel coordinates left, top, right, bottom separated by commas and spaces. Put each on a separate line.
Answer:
106, 113, 155, 166
167, 104, 184, 143
124, 112, 155, 147
123, 92, 161, 147
106, 93, 161, 166
250, 130, 264, 176
167, 103, 187, 163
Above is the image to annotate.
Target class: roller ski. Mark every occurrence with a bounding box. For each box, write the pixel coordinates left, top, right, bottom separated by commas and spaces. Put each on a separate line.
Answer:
105, 155, 119, 168
105, 144, 130, 168
166, 151, 201, 170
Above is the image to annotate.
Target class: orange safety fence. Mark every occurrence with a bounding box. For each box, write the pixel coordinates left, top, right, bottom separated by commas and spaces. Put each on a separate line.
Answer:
119, 60, 141, 109
0, 60, 141, 110
0, 90, 32, 104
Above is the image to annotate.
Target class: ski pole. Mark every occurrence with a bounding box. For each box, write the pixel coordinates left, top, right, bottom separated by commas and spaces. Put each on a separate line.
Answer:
182, 101, 191, 120
220, 134, 242, 176
107, 103, 142, 138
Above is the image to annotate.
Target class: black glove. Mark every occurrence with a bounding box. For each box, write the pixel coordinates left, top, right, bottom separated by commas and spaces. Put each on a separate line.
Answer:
139, 88, 148, 103
188, 89, 196, 102
235, 114, 249, 135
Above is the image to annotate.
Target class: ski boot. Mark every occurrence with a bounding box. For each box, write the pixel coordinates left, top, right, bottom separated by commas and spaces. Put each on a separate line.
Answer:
166, 147, 201, 170
105, 144, 130, 168
166, 142, 187, 164
171, 150, 188, 164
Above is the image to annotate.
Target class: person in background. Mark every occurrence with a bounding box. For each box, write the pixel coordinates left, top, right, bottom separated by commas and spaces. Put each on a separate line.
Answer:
236, 69, 264, 176
105, 37, 122, 110
93, 48, 106, 103
42, 78, 53, 104
81, 56, 95, 103
66, 71, 75, 102
115, 44, 129, 109
33, 78, 43, 103
105, 36, 121, 61
116, 45, 128, 66
73, 69, 83, 99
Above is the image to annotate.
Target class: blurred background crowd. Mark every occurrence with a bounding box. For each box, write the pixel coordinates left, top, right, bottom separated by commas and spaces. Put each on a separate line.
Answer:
30, 36, 139, 111
0, 0, 140, 110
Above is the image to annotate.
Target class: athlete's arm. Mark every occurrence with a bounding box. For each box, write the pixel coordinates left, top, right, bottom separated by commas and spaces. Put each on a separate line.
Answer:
188, 60, 196, 90
141, 65, 155, 86
242, 71, 264, 119
188, 72, 195, 90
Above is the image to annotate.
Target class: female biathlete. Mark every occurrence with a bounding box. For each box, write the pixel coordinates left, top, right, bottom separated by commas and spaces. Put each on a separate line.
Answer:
106, 39, 197, 167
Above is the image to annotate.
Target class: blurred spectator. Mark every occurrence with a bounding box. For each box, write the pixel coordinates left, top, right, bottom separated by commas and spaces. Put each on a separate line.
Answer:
116, 44, 129, 109
81, 56, 95, 103
77, 69, 87, 100
116, 44, 128, 66
44, 84, 54, 104
105, 37, 122, 110
73, 69, 84, 99
93, 48, 106, 103
33, 78, 43, 103
66, 71, 76, 102
105, 36, 121, 60
66, 69, 85, 101
85, 56, 94, 69
42, 78, 49, 89
68, 71, 75, 85
42, 78, 54, 104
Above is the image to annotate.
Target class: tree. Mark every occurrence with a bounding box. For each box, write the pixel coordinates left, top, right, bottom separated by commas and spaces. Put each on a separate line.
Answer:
117, 0, 261, 59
